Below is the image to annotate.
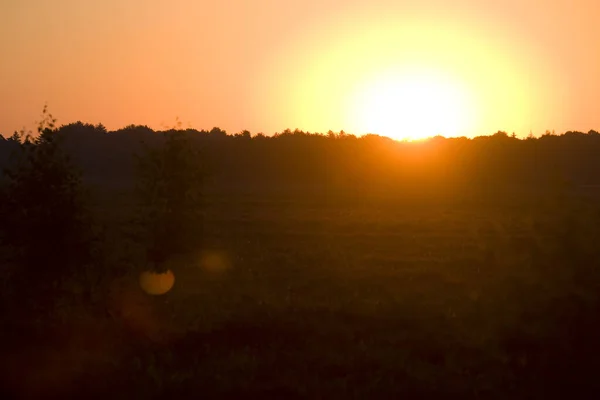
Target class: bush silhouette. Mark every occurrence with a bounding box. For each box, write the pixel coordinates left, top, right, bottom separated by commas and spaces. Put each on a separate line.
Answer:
0, 105, 92, 310
135, 129, 204, 273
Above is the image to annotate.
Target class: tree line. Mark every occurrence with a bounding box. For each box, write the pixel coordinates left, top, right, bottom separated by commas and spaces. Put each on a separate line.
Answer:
2, 122, 599, 200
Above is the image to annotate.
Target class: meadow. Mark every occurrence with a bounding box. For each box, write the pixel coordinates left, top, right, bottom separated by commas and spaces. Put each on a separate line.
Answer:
3, 181, 600, 399
2, 126, 600, 399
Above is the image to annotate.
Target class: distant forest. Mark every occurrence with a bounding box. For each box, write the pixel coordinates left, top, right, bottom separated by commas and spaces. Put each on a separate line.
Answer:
2, 122, 600, 202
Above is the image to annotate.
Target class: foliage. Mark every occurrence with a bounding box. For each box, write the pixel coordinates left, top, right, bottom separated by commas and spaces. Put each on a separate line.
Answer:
135, 128, 204, 272
0, 105, 92, 302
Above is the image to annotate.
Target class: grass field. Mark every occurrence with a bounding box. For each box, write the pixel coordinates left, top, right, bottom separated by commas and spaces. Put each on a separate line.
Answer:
2, 187, 600, 399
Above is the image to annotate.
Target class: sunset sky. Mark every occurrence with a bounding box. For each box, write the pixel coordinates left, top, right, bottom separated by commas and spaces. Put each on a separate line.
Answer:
1, 0, 598, 140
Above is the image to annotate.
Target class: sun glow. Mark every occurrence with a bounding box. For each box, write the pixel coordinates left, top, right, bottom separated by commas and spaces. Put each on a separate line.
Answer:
352, 68, 475, 140
260, 10, 564, 140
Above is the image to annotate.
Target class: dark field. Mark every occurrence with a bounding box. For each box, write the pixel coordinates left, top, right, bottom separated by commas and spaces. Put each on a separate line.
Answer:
3, 184, 600, 399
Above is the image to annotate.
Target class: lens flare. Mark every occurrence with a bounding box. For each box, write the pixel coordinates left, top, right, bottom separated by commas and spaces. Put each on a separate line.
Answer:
199, 251, 231, 273
139, 269, 175, 295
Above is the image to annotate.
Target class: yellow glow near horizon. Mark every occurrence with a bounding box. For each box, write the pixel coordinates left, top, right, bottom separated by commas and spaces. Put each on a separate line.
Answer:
1, 1, 590, 137
265, 11, 565, 140
351, 68, 475, 140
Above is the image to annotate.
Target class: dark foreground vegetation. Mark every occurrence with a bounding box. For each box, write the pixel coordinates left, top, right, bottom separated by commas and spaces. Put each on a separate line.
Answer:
1, 113, 600, 398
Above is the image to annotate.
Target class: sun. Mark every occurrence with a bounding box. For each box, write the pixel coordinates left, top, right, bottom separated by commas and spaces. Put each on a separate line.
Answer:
351, 68, 476, 141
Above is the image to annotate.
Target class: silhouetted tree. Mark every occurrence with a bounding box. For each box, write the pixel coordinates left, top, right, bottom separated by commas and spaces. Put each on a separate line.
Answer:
135, 129, 204, 272
0, 105, 92, 306
234, 130, 251, 139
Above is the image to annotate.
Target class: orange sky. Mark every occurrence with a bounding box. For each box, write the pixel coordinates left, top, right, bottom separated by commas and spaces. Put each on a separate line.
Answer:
1, 0, 598, 139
